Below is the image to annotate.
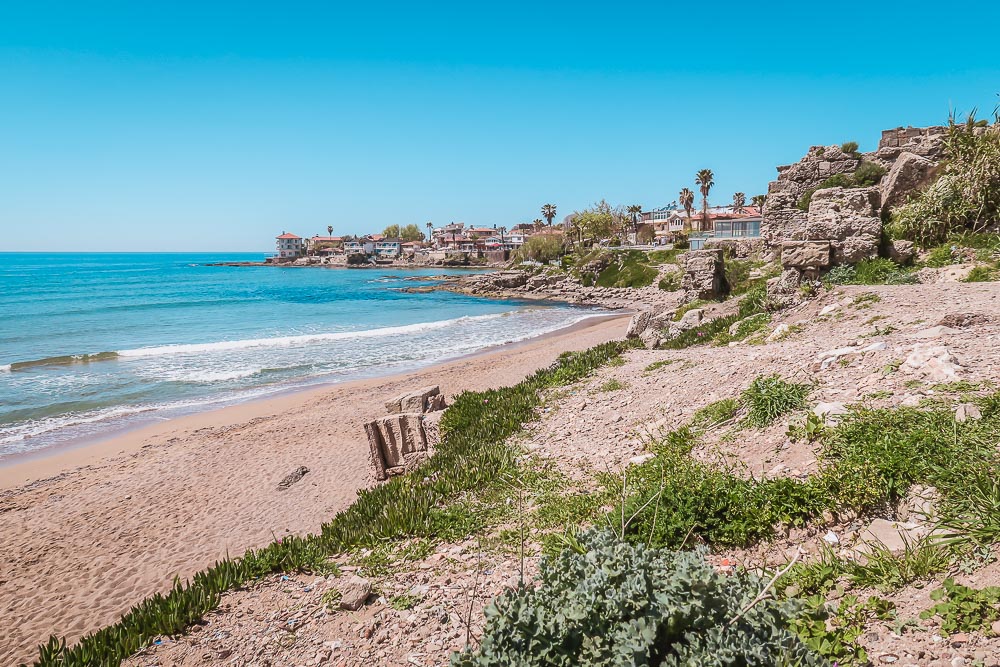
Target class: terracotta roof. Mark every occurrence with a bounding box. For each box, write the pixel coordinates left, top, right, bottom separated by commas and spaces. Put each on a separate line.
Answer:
276, 233, 301, 239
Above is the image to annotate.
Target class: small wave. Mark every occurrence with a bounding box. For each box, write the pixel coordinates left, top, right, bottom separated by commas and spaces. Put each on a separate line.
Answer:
116, 313, 515, 359
0, 364, 10, 372
164, 368, 264, 384
7, 351, 120, 371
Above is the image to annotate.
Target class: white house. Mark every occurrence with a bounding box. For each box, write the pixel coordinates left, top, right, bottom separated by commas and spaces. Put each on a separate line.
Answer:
344, 239, 375, 255
374, 238, 402, 258
275, 232, 304, 258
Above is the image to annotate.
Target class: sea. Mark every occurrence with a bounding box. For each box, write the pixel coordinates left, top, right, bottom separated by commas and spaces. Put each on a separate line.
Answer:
0, 253, 605, 460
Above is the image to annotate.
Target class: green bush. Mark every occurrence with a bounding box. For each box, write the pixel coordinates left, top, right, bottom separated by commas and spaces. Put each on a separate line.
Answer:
841, 141, 860, 154
887, 118, 1000, 246
595, 250, 659, 288
823, 258, 917, 285
516, 235, 564, 264
740, 374, 811, 428
964, 264, 1000, 282
452, 531, 825, 667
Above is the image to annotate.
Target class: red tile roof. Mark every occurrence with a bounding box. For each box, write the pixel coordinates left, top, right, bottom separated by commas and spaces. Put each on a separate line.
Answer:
276, 233, 301, 239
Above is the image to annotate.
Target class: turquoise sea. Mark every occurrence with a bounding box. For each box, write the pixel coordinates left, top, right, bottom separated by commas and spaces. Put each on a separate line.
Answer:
0, 253, 602, 459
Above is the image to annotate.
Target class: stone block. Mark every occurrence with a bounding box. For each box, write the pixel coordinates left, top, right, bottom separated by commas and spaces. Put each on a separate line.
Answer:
780, 241, 831, 269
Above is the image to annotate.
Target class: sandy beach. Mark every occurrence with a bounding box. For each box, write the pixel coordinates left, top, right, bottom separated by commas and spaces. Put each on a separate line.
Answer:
0, 315, 627, 665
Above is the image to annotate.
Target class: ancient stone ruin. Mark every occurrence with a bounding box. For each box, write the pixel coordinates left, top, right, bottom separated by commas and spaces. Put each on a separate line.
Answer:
760, 125, 948, 298
365, 385, 446, 481
681, 249, 729, 303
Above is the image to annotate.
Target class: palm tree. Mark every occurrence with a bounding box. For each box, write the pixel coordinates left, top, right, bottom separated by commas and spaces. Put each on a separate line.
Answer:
626, 204, 643, 245
541, 203, 557, 227
326, 225, 333, 237
732, 192, 746, 214
695, 169, 714, 232
679, 188, 695, 233
532, 218, 544, 232
426, 222, 433, 247
751, 194, 766, 213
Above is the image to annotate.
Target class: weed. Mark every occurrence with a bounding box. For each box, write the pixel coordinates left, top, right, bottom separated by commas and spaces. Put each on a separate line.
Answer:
596, 378, 626, 392
849, 537, 951, 592
852, 291, 882, 307
389, 593, 422, 611
740, 375, 811, 429
964, 264, 1000, 282
920, 578, 1000, 634
692, 398, 740, 428
643, 359, 678, 373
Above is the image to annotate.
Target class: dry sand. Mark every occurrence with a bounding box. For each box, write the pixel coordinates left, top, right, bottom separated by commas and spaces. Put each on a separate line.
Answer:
0, 315, 627, 665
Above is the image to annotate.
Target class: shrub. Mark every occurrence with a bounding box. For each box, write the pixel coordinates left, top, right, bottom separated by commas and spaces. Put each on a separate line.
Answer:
823, 258, 917, 285
887, 117, 1000, 246
452, 530, 825, 667
841, 140, 860, 154
516, 235, 564, 264
594, 250, 659, 288
964, 264, 999, 282
740, 375, 811, 428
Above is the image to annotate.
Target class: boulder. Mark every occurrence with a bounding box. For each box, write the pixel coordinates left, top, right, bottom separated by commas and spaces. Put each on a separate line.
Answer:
336, 575, 372, 611
902, 344, 960, 382
880, 151, 938, 211
677, 308, 704, 330
680, 249, 728, 302
401, 385, 441, 413
625, 311, 652, 338
854, 518, 927, 557
955, 403, 982, 423
889, 239, 916, 265
766, 323, 790, 342
781, 241, 832, 269
806, 187, 882, 264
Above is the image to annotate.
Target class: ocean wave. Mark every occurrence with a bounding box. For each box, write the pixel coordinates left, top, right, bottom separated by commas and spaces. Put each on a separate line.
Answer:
162, 367, 265, 384
116, 313, 519, 358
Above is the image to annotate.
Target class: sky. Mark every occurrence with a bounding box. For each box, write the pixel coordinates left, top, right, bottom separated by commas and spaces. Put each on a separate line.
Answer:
1, 1, 998, 252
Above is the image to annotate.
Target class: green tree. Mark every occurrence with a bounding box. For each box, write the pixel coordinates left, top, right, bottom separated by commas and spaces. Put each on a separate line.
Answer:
732, 192, 746, 213
541, 203, 557, 227
400, 224, 425, 242
382, 224, 401, 238
751, 194, 767, 212
516, 234, 563, 263
626, 204, 643, 244
532, 218, 544, 231
679, 188, 695, 232
326, 225, 333, 237
695, 169, 715, 231
573, 200, 615, 244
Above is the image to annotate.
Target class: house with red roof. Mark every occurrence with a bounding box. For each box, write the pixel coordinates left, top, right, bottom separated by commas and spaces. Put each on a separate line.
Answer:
275, 232, 304, 259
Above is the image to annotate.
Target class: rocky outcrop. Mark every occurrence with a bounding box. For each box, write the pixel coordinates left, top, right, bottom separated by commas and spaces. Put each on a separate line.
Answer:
805, 186, 882, 264
368, 386, 448, 480
761, 125, 947, 267
880, 151, 938, 211
680, 249, 728, 303
780, 241, 832, 273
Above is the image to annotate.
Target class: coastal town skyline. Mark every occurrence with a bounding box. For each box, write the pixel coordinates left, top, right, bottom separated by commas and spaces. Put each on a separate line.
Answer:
3, 1, 999, 252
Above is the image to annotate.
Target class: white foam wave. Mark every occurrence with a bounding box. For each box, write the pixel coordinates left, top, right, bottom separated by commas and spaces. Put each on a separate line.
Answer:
164, 368, 264, 383
116, 313, 514, 359
0, 364, 10, 372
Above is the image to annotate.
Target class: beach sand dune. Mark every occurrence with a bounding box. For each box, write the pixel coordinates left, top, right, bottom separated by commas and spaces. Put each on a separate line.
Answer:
0, 316, 626, 666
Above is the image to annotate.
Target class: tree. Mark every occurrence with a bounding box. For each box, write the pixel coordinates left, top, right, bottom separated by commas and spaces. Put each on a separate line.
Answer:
327, 225, 333, 237
751, 194, 767, 213
732, 192, 746, 214
516, 234, 563, 263
532, 218, 544, 231
382, 224, 401, 238
541, 203, 557, 227
426, 222, 433, 245
572, 200, 615, 244
625, 204, 643, 244
679, 188, 695, 233
400, 224, 425, 242
695, 169, 714, 231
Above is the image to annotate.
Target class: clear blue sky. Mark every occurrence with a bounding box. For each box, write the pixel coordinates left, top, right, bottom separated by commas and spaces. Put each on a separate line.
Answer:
2, 1, 998, 252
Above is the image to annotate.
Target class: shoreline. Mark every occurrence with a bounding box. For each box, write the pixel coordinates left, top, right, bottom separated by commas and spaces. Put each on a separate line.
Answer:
0, 311, 623, 490
0, 314, 628, 665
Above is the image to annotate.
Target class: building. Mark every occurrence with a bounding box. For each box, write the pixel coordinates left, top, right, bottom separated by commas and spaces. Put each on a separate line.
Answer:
639, 208, 687, 243
374, 238, 402, 259
275, 232, 304, 258
344, 239, 375, 255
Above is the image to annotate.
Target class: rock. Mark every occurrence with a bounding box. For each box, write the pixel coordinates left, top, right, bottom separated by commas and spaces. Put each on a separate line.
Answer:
880, 151, 938, 211
677, 308, 704, 330
854, 518, 926, 557
766, 323, 790, 342
937, 313, 989, 328
823, 531, 840, 545
949, 632, 969, 648
681, 249, 728, 302
277, 466, 310, 490
898, 485, 939, 522
819, 303, 841, 316
902, 344, 960, 382
912, 325, 960, 339
625, 311, 652, 338
814, 402, 849, 424
638, 328, 660, 349
337, 575, 372, 611
806, 187, 882, 264
817, 346, 860, 369
781, 240, 832, 269
889, 239, 916, 265
955, 404, 982, 423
